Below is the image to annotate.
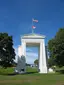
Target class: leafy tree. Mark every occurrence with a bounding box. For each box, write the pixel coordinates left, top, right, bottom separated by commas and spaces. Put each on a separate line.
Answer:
48, 28, 64, 67
0, 33, 15, 68
48, 57, 55, 68
34, 59, 38, 66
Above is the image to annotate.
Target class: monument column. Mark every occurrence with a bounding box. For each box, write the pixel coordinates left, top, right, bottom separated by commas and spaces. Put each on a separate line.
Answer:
39, 39, 47, 73
39, 42, 43, 73
21, 41, 26, 72
42, 39, 47, 73
22, 41, 26, 57
38, 46, 40, 72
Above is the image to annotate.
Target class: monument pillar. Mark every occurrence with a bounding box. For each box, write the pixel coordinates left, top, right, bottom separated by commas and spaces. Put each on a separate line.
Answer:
22, 41, 26, 57
39, 40, 47, 73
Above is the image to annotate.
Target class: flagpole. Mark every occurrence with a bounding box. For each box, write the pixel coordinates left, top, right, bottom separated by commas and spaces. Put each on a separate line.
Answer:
32, 18, 38, 34
32, 18, 34, 34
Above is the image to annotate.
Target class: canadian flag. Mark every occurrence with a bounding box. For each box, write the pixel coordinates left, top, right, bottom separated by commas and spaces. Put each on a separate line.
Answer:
32, 19, 38, 22
32, 26, 36, 29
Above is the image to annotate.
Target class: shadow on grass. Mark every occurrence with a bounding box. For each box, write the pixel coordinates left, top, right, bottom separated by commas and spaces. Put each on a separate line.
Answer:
56, 70, 64, 74
25, 71, 38, 74
0, 71, 38, 76
8, 71, 38, 76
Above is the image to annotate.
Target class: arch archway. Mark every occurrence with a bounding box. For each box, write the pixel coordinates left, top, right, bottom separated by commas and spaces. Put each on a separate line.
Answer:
18, 34, 47, 73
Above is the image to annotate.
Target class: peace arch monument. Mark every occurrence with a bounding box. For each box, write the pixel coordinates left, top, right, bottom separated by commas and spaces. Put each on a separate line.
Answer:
17, 33, 47, 73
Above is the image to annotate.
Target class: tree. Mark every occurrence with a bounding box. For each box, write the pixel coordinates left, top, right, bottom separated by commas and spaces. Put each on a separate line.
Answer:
48, 28, 64, 67
48, 57, 55, 68
0, 33, 15, 68
34, 59, 38, 66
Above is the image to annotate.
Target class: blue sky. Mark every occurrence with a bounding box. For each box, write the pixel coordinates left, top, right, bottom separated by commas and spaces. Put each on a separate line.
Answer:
0, 0, 64, 64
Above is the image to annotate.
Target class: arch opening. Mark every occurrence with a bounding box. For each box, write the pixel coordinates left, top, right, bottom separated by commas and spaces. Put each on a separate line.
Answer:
26, 46, 39, 73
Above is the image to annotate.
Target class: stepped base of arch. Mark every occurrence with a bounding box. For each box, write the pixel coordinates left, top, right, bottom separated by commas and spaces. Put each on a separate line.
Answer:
39, 66, 47, 73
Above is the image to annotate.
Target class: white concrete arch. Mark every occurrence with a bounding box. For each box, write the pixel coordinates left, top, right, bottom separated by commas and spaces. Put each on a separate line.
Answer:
18, 33, 47, 73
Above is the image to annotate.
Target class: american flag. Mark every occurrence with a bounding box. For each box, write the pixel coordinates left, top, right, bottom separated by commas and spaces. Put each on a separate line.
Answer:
32, 26, 36, 29
32, 18, 38, 22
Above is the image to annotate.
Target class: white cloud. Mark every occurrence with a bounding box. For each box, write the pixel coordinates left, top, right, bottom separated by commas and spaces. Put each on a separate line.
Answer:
14, 46, 18, 63
26, 52, 38, 58
26, 52, 38, 64
26, 48, 33, 52
13, 46, 38, 64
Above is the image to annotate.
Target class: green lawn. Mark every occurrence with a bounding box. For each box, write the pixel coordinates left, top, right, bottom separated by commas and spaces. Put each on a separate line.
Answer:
0, 67, 64, 85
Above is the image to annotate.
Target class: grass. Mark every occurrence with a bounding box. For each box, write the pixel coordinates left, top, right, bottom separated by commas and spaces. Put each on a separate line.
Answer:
0, 67, 64, 85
